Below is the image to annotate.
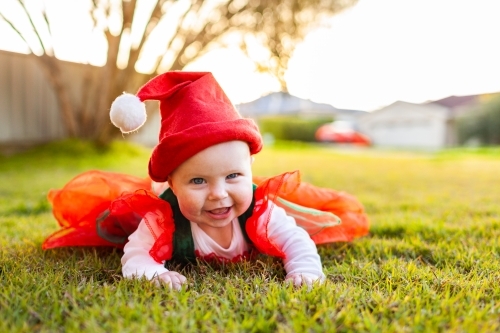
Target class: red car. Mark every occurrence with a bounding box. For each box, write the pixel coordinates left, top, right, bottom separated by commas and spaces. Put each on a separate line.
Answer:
315, 121, 371, 146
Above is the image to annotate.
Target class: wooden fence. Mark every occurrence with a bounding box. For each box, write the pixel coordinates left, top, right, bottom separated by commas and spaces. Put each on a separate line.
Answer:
0, 50, 101, 153
0, 50, 162, 153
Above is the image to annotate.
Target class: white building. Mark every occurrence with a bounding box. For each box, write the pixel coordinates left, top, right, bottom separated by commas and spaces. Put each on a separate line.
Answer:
356, 97, 479, 150
236, 91, 366, 122
357, 101, 449, 150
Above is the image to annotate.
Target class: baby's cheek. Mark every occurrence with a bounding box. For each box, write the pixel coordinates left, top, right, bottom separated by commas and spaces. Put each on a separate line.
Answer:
178, 199, 202, 218
236, 194, 253, 215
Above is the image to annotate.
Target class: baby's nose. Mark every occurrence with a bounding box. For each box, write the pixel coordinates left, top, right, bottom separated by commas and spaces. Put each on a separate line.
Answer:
208, 184, 228, 200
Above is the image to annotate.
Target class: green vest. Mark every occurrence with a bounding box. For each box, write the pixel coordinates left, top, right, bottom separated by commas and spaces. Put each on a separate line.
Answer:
159, 187, 256, 266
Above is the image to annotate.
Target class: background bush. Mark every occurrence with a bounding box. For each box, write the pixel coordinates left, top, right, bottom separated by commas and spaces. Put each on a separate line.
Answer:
457, 95, 500, 146
257, 116, 333, 142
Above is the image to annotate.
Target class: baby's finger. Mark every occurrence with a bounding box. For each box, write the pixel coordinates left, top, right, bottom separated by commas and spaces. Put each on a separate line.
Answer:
154, 274, 177, 289
175, 274, 187, 284
152, 276, 170, 288
302, 276, 314, 287
295, 276, 304, 287
285, 275, 302, 287
171, 275, 186, 290
170, 275, 186, 291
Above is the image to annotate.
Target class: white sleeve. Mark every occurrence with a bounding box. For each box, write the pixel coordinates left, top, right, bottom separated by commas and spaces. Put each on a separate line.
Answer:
121, 218, 170, 280
266, 204, 326, 280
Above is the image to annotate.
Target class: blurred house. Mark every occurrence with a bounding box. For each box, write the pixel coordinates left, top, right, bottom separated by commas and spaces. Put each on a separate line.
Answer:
357, 96, 481, 150
132, 92, 369, 147
236, 91, 367, 122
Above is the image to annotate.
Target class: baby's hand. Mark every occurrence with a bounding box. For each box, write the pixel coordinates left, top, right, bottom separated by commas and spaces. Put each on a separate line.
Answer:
153, 271, 187, 290
285, 273, 324, 289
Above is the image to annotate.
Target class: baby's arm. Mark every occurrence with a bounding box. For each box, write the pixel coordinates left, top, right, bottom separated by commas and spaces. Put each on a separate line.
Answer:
266, 205, 326, 287
122, 219, 186, 290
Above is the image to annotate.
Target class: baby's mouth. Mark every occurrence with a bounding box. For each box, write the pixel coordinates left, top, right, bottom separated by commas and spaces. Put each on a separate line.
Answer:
208, 207, 230, 215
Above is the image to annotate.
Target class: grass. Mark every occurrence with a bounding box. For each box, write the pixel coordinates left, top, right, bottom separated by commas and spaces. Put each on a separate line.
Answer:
1, 139, 500, 332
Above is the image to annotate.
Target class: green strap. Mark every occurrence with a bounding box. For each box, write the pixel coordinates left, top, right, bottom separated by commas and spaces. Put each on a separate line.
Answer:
159, 188, 196, 265
237, 185, 256, 244
159, 185, 256, 266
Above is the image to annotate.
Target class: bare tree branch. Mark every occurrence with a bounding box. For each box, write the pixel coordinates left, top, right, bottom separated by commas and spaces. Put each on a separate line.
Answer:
123, 0, 163, 80
121, 0, 136, 33
0, 12, 34, 53
40, 1, 54, 56
167, 0, 246, 71
16, 0, 48, 54
88, 1, 99, 28
150, 0, 199, 73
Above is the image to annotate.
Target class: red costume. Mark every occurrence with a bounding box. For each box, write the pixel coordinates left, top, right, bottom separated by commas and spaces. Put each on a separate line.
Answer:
43, 169, 369, 257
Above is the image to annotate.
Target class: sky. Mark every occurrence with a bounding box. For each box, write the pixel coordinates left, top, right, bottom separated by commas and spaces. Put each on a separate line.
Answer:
284, 0, 500, 111
2, 0, 500, 111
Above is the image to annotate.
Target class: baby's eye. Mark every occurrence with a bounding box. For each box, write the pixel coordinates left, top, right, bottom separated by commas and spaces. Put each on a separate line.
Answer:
226, 173, 238, 180
190, 178, 205, 184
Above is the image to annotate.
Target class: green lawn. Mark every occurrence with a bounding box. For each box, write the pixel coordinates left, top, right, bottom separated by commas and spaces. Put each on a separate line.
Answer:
1, 140, 499, 332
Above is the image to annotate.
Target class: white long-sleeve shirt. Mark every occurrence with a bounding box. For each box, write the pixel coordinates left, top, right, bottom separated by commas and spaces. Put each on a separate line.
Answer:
121, 203, 325, 281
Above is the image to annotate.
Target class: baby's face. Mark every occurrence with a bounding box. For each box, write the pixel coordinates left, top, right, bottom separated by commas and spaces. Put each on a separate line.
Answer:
168, 141, 254, 231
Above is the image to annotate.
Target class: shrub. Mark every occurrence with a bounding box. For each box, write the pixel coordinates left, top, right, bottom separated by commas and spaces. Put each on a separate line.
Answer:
457, 95, 500, 145
257, 116, 333, 142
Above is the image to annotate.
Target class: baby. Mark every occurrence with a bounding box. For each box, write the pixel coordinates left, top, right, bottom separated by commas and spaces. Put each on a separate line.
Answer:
110, 71, 325, 290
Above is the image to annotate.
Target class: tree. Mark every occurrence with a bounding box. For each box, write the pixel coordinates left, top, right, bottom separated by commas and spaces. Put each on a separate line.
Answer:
0, 0, 357, 144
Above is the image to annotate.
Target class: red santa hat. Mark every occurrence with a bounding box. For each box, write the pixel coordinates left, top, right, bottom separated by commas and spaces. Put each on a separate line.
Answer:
109, 71, 263, 182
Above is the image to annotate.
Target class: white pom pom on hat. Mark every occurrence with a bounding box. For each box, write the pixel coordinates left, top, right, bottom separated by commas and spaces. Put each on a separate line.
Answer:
109, 93, 147, 133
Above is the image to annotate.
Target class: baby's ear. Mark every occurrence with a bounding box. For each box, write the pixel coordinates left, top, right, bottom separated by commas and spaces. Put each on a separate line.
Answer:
250, 156, 255, 165
167, 177, 174, 192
